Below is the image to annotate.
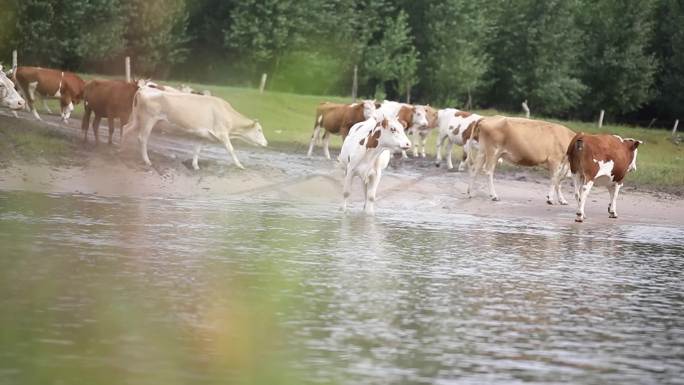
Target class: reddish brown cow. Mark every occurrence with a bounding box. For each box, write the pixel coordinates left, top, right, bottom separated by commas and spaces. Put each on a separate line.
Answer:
306, 100, 376, 159
81, 79, 138, 145
13, 66, 85, 122
567, 133, 642, 222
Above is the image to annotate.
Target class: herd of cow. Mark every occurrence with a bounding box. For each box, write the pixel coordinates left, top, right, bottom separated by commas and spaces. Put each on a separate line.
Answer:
0, 65, 642, 222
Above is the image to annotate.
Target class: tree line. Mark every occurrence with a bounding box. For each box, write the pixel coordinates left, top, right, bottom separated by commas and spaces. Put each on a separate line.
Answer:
1, 0, 682, 126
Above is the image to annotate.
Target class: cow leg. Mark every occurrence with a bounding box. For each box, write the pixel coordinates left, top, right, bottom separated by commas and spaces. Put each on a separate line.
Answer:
81, 107, 92, 143
364, 170, 382, 215
322, 131, 332, 160
467, 150, 486, 198
445, 141, 455, 170
411, 131, 419, 157
435, 134, 446, 166
192, 143, 202, 170
576, 180, 594, 222
608, 182, 622, 219
420, 133, 428, 158
107, 117, 115, 145
60, 95, 73, 122
221, 135, 245, 169
554, 161, 570, 205
138, 118, 157, 166
27, 82, 41, 121
92, 115, 102, 145
341, 169, 354, 213
307, 123, 322, 157
42, 97, 53, 114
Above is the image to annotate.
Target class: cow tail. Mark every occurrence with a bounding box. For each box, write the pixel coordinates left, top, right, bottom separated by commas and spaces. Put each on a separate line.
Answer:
567, 133, 584, 177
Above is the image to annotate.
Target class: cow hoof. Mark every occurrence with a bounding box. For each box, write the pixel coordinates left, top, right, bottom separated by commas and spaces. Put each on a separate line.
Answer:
559, 200, 569, 206
609, 213, 618, 219
491, 196, 500, 201
435, 163, 440, 168
546, 199, 554, 205
575, 217, 584, 223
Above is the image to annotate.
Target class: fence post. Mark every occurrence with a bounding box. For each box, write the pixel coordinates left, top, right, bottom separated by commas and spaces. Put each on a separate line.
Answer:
351, 65, 358, 101
673, 119, 679, 137
406, 83, 411, 104
259, 73, 267, 93
12, 49, 17, 69
522, 100, 530, 118
598, 109, 605, 128
125, 56, 131, 82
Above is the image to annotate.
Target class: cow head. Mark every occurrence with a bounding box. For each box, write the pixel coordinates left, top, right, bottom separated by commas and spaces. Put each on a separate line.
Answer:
361, 99, 377, 119
412, 105, 429, 129
366, 118, 411, 151
0, 65, 25, 110
240, 119, 268, 147
624, 138, 643, 172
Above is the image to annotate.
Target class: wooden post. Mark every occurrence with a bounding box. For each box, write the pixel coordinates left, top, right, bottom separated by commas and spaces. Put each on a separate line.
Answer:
522, 100, 530, 118
647, 118, 656, 128
12, 50, 17, 69
406, 83, 411, 104
351, 65, 358, 101
259, 73, 267, 93
125, 56, 131, 82
673, 119, 679, 137
598, 109, 605, 128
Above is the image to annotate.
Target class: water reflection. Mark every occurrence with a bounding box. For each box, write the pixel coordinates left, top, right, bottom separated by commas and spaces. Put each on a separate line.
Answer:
0, 191, 683, 385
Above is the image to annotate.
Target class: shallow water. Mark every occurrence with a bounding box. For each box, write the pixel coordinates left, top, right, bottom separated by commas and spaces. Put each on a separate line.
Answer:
1, 191, 683, 385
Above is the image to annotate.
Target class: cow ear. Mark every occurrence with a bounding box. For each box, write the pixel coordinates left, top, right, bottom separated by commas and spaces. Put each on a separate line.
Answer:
633, 140, 643, 149
399, 119, 408, 129
253, 119, 259, 126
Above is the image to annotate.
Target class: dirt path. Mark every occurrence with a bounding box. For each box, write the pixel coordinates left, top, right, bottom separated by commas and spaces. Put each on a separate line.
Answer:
1, 110, 682, 226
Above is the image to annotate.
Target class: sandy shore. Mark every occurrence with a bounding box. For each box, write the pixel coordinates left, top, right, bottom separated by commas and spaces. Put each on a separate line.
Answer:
1, 111, 682, 226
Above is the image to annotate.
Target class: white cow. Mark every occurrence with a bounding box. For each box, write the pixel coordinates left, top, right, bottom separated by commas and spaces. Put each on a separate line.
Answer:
378, 100, 429, 158
435, 109, 483, 171
338, 115, 412, 215
121, 87, 267, 170
0, 65, 25, 111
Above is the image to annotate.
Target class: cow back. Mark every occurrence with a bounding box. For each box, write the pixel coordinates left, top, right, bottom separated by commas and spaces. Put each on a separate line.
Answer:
84, 80, 138, 118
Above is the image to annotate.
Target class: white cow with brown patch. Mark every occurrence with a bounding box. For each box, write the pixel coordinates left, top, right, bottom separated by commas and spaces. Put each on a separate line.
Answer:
0, 65, 25, 111
307, 100, 377, 159
435, 109, 483, 171
122, 87, 267, 170
338, 116, 412, 215
567, 133, 642, 222
468, 116, 576, 204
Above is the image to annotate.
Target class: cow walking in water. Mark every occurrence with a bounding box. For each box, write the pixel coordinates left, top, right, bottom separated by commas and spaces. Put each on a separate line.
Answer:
338, 115, 412, 215
567, 133, 642, 222
81, 79, 139, 145
122, 86, 267, 170
13, 66, 85, 122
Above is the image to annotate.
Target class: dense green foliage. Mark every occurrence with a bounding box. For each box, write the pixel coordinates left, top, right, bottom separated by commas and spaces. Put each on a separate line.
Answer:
1, 0, 682, 124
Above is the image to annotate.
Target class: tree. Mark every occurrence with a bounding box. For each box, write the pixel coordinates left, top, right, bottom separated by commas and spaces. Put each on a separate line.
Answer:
123, 0, 190, 77
485, 0, 585, 115
424, 0, 492, 107
364, 10, 420, 101
649, 0, 684, 121
577, 0, 658, 117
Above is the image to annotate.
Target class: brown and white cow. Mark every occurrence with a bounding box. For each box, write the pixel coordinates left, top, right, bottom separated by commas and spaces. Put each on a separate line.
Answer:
0, 65, 25, 111
81, 79, 139, 145
338, 115, 412, 215
377, 100, 429, 158
567, 133, 642, 222
468, 116, 576, 204
307, 100, 376, 159
122, 86, 267, 170
410, 104, 438, 158
13, 66, 85, 122
435, 109, 483, 170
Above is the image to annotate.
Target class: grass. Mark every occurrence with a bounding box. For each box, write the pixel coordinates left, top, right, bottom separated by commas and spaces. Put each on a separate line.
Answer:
23, 77, 684, 191
0, 115, 78, 166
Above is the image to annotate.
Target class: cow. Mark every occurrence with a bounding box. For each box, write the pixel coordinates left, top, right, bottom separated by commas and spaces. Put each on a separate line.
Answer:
567, 133, 642, 222
13, 66, 85, 122
409, 104, 438, 158
467, 116, 576, 204
307, 100, 376, 159
121, 87, 267, 170
338, 116, 412, 215
0, 65, 25, 111
81, 79, 139, 145
377, 100, 429, 158
435, 109, 483, 171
